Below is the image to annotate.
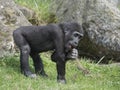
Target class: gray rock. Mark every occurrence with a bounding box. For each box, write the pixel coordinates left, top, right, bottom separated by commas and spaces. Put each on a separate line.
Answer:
17, 5, 35, 20
51, 0, 120, 62
17, 5, 39, 25
0, 0, 31, 57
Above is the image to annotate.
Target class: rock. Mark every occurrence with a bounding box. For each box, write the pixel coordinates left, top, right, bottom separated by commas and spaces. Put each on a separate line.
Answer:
17, 5, 38, 25
0, 0, 31, 57
17, 5, 35, 20
51, 0, 120, 62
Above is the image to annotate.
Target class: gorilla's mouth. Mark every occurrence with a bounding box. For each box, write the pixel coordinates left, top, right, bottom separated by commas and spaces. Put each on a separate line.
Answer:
66, 44, 72, 50
68, 44, 72, 49
67, 44, 76, 51
65, 42, 77, 53
69, 43, 77, 49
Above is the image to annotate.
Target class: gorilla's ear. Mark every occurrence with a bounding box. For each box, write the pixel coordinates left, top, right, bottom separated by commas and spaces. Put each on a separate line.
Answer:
59, 23, 69, 34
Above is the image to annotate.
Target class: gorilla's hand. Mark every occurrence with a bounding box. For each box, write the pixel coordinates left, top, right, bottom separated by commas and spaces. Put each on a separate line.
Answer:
66, 48, 78, 60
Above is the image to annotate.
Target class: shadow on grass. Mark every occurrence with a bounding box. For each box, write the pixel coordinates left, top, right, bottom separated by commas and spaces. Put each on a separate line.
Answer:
0, 55, 35, 74
0, 56, 20, 73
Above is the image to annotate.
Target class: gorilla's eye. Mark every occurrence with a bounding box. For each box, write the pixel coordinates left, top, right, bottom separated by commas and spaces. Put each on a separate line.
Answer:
73, 32, 83, 39
73, 32, 80, 37
74, 33, 80, 37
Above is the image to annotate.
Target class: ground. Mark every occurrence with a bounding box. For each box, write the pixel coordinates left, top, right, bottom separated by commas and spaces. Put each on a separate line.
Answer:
0, 53, 120, 90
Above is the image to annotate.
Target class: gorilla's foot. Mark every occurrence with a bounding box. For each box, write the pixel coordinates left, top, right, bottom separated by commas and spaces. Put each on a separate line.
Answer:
28, 74, 37, 78
40, 71, 48, 77
41, 73, 48, 77
22, 70, 37, 78
57, 79, 66, 84
36, 71, 48, 77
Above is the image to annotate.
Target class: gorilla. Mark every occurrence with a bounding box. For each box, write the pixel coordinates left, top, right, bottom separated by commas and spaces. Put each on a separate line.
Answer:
13, 22, 84, 83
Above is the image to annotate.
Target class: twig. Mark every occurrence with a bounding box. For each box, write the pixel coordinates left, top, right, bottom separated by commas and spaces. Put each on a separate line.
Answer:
76, 58, 90, 75
96, 56, 105, 65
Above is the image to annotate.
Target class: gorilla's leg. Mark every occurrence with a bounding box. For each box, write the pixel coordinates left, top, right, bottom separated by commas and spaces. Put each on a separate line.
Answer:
20, 45, 37, 78
20, 45, 32, 76
30, 53, 47, 77
51, 51, 66, 83
52, 52, 66, 83
13, 32, 36, 78
56, 60, 66, 83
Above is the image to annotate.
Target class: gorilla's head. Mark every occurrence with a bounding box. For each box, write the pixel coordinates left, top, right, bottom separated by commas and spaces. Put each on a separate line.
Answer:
59, 22, 84, 52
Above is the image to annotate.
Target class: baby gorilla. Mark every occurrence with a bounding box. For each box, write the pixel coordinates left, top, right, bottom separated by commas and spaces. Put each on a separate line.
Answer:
13, 22, 84, 83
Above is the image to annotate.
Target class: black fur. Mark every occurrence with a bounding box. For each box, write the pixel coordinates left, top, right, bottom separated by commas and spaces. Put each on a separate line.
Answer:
13, 22, 83, 83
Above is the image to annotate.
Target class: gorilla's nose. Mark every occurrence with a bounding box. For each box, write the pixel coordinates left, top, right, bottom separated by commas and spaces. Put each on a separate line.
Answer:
73, 42, 78, 47
74, 42, 78, 45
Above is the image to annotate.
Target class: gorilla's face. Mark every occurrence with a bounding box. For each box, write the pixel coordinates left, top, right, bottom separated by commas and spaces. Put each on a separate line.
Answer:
65, 31, 83, 52
60, 22, 84, 53
59, 22, 84, 60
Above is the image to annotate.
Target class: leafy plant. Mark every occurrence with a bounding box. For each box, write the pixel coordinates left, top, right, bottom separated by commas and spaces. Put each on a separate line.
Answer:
15, 0, 56, 24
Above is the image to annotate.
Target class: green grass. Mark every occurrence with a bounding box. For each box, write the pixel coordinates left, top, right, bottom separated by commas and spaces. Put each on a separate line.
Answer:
0, 53, 120, 90
14, 0, 54, 23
